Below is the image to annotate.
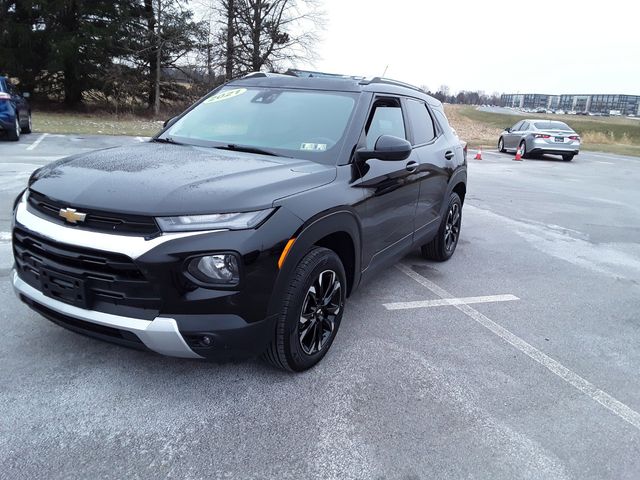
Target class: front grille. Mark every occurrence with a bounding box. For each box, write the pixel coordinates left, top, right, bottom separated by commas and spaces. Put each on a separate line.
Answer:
13, 227, 162, 318
28, 190, 160, 236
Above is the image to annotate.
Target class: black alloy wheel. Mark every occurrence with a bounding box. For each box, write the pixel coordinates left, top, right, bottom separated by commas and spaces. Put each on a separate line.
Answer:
298, 269, 342, 355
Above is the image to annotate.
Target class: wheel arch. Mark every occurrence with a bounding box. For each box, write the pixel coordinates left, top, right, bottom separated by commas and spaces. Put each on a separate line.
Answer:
267, 209, 363, 316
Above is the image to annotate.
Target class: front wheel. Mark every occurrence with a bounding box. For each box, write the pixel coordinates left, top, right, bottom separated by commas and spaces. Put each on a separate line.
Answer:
498, 137, 506, 152
562, 154, 574, 161
421, 192, 462, 262
264, 247, 346, 372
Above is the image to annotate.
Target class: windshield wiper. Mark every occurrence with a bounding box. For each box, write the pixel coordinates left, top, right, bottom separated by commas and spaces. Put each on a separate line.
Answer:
213, 143, 287, 157
153, 137, 183, 145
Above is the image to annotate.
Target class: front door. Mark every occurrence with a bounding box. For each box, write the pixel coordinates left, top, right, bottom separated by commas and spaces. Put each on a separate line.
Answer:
352, 96, 420, 271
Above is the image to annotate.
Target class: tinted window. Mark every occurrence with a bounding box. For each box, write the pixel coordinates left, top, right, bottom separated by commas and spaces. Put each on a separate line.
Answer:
0, 78, 6, 93
511, 121, 523, 131
534, 121, 573, 131
366, 104, 406, 149
164, 87, 357, 164
521, 122, 530, 131
405, 99, 435, 145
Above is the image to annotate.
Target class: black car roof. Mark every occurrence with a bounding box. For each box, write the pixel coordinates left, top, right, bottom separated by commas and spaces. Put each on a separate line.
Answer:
227, 72, 440, 106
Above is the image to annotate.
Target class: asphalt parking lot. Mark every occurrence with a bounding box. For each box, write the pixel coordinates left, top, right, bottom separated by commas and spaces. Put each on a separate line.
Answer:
1, 133, 640, 479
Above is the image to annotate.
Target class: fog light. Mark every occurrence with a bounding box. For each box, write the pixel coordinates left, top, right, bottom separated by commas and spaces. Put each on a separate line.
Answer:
188, 254, 240, 286
201, 335, 213, 346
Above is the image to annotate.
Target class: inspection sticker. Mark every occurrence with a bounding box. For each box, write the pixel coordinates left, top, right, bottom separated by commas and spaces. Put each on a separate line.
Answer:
204, 88, 247, 104
300, 143, 327, 151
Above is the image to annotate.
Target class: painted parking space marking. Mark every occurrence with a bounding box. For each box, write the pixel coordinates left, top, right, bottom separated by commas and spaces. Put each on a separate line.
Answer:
595, 161, 615, 165
26, 133, 48, 151
396, 263, 640, 431
384, 294, 519, 310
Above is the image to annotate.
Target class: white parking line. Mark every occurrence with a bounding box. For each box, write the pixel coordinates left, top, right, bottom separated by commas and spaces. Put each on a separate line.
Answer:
595, 161, 615, 165
396, 263, 640, 431
384, 294, 519, 310
25, 133, 48, 151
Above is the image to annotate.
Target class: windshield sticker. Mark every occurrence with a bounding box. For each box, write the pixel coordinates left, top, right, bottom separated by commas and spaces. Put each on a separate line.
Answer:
300, 143, 327, 151
204, 88, 247, 104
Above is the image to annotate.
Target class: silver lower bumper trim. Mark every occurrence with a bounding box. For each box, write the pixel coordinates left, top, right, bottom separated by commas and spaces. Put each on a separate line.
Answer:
12, 270, 203, 359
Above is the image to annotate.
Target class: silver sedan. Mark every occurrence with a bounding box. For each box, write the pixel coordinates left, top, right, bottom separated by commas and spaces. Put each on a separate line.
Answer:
498, 119, 581, 161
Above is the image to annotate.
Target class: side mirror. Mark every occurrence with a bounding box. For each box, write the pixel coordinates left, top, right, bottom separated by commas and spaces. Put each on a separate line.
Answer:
505, 127, 511, 132
163, 116, 177, 128
356, 135, 412, 162
22, 92, 31, 99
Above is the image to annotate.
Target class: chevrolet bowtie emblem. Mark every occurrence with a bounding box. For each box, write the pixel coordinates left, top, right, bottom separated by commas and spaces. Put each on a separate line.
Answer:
59, 208, 87, 224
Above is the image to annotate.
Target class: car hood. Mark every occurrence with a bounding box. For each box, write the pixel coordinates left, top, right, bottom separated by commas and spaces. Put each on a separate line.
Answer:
29, 143, 336, 216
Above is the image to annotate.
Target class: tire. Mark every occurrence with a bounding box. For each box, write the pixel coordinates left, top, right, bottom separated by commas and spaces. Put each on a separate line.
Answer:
21, 112, 32, 134
421, 192, 462, 262
6, 116, 20, 141
264, 247, 346, 372
498, 137, 506, 153
519, 140, 528, 159
562, 154, 574, 162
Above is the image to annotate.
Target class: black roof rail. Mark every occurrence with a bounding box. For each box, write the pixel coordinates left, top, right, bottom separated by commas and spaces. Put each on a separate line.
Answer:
360, 77, 424, 94
241, 72, 289, 79
285, 69, 365, 80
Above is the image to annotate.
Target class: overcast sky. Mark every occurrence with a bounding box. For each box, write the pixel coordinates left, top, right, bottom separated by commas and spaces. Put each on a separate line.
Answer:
296, 0, 640, 95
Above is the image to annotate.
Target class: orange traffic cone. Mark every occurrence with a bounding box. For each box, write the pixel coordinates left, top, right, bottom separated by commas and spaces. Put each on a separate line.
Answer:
474, 146, 483, 160
514, 146, 523, 161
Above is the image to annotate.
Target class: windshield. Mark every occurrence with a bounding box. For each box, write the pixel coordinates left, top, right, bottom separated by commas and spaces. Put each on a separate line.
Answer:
534, 121, 573, 131
161, 86, 357, 163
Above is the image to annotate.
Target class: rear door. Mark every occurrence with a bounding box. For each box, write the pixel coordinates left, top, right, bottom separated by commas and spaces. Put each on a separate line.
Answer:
403, 97, 449, 235
505, 120, 524, 148
7, 82, 27, 120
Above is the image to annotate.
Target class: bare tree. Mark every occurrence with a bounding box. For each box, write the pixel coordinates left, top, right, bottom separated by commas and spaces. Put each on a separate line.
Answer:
232, 0, 324, 73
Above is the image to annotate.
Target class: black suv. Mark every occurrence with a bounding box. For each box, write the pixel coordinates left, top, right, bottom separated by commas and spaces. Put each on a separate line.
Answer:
0, 76, 32, 141
12, 72, 467, 371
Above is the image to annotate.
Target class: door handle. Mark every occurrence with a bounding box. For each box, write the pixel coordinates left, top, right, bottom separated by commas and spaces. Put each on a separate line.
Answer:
444, 151, 455, 160
405, 161, 418, 173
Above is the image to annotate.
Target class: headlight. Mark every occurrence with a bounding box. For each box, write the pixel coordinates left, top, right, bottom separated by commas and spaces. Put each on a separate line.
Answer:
156, 209, 274, 232
187, 254, 240, 286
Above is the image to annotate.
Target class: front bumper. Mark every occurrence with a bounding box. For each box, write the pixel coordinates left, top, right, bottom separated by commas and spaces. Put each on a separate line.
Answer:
13, 270, 202, 358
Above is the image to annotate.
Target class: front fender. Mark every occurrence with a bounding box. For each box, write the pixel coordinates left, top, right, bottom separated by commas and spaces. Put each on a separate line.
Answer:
266, 209, 362, 317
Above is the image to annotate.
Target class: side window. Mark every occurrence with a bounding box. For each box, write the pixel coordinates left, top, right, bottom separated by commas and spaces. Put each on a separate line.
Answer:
511, 121, 523, 131
365, 99, 406, 149
405, 99, 436, 145
521, 122, 530, 131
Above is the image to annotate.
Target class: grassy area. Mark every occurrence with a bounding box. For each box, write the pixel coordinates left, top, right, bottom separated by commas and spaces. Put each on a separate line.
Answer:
447, 105, 640, 156
33, 112, 163, 137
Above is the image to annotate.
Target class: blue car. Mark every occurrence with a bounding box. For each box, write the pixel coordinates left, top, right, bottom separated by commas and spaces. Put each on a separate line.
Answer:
0, 76, 32, 141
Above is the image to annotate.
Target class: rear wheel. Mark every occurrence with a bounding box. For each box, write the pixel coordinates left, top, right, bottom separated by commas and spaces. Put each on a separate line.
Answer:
498, 137, 506, 153
562, 154, 574, 161
21, 112, 32, 134
518, 140, 528, 158
421, 192, 462, 262
264, 247, 346, 372
6, 116, 20, 141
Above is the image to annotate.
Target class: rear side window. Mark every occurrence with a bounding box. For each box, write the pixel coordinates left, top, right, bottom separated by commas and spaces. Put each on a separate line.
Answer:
405, 99, 436, 145
365, 100, 406, 149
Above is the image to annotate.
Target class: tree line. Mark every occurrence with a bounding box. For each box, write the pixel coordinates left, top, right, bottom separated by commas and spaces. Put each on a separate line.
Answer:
0, 0, 322, 113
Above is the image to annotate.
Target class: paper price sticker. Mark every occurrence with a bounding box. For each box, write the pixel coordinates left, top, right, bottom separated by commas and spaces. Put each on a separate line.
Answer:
204, 88, 247, 104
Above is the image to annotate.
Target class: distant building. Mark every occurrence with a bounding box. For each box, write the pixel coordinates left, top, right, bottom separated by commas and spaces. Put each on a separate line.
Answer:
501, 93, 640, 115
